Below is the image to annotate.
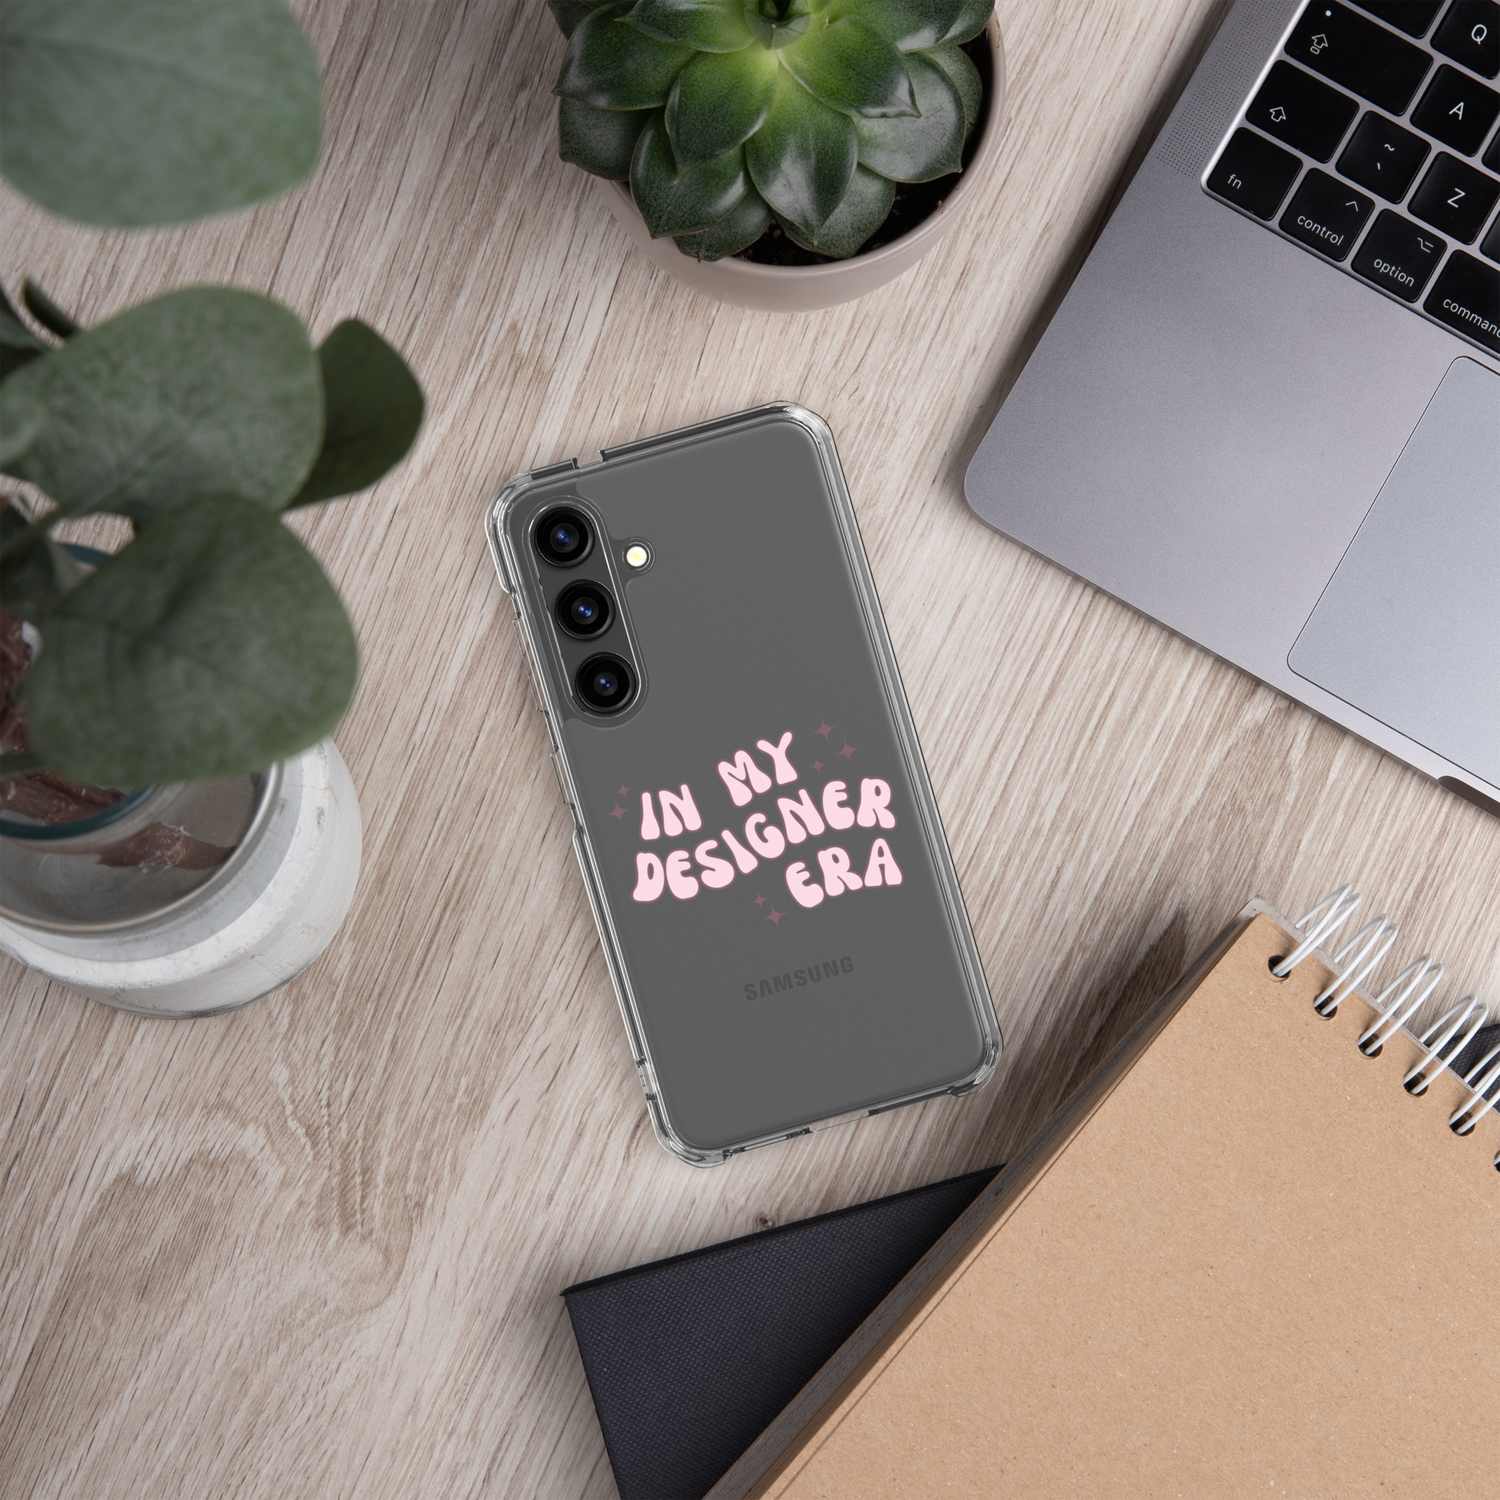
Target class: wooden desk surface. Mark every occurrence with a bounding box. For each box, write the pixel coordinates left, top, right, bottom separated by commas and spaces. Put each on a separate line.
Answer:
3, 2, 1496, 1495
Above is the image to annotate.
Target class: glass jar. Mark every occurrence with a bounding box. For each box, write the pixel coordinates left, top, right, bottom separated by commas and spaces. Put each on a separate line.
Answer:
0, 770, 277, 932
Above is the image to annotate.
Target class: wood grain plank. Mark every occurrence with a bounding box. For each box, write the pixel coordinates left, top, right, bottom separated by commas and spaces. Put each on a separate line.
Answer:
3, 1, 1496, 1496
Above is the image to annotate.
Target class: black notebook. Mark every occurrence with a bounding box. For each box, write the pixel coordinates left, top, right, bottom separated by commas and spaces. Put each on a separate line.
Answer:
562, 1166, 1000, 1500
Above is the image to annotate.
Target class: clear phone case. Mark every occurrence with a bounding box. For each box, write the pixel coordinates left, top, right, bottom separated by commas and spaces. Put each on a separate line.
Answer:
486, 404, 999, 1165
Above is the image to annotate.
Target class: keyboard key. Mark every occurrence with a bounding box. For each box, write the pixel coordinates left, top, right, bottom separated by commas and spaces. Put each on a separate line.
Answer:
1352, 1, 1442, 36
1485, 120, 1500, 170
1207, 129, 1302, 218
1352, 208, 1447, 296
1411, 64, 1500, 154
1337, 111, 1431, 197
1409, 150, 1500, 237
1483, 206, 1500, 257
1287, 2, 1432, 113
1246, 62, 1358, 160
1279, 169, 1374, 257
1432, 0, 1499, 79
1423, 249, 1500, 348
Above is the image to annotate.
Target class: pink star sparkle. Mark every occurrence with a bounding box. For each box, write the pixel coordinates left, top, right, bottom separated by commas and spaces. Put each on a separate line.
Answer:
764, 906, 785, 927
811, 758, 824, 772
815, 721, 834, 739
608, 803, 627, 821
752, 892, 766, 908
838, 741, 856, 760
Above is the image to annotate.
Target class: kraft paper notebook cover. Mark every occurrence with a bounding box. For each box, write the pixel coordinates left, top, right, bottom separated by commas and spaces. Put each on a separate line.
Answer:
710, 894, 1499, 1497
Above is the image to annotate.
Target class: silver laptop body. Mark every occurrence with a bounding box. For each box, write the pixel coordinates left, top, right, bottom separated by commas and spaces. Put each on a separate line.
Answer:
966, 0, 1500, 817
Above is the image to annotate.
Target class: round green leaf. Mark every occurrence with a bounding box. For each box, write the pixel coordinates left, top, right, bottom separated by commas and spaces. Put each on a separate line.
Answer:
927, 43, 982, 137
673, 185, 773, 259
560, 97, 653, 178
666, 45, 779, 170
0, 387, 44, 468
940, 0, 993, 45
0, 0, 322, 228
779, 15, 915, 118
626, 0, 753, 51
745, 66, 856, 234
839, 0, 968, 51
20, 496, 358, 786
853, 51, 964, 181
0, 288, 322, 522
630, 113, 748, 237
555, 0, 693, 110
286, 321, 424, 509
776, 163, 893, 256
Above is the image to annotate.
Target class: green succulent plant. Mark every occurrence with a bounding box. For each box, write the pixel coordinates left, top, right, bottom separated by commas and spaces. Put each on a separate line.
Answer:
550, 0, 993, 260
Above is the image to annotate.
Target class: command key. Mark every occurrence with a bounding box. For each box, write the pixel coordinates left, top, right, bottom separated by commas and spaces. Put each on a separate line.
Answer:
1424, 251, 1500, 352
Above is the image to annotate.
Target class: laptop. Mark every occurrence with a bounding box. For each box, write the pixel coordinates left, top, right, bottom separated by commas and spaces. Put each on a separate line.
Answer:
966, 0, 1500, 818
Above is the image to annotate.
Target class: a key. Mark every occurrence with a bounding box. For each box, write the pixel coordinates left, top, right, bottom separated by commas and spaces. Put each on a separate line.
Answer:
1409, 151, 1500, 239
1352, 1, 1443, 37
1286, 2, 1432, 114
1432, 0, 1499, 79
1337, 111, 1430, 198
1279, 169, 1375, 258
1206, 129, 1302, 219
1246, 62, 1359, 160
1410, 65, 1500, 155
1352, 209, 1447, 297
1423, 249, 1500, 349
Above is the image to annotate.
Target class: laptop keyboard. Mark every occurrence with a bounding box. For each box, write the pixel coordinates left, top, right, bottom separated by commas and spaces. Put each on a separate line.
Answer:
1205, 0, 1500, 354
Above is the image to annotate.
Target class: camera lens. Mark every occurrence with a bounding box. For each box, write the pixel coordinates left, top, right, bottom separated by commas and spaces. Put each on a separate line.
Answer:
577, 654, 635, 714
555, 581, 612, 638
534, 507, 592, 567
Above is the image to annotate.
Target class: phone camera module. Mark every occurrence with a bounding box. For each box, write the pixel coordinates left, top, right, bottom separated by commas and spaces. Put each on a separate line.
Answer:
535, 507, 593, 567
577, 654, 635, 714
555, 581, 613, 638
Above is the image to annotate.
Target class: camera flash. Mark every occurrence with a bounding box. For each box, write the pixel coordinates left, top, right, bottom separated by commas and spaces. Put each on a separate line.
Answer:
624, 544, 650, 569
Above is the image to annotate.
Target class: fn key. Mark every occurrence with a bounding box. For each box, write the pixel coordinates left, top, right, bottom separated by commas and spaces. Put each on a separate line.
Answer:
1207, 129, 1300, 219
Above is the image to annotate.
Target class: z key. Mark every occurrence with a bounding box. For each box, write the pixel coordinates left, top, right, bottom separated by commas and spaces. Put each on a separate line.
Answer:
1409, 152, 1500, 241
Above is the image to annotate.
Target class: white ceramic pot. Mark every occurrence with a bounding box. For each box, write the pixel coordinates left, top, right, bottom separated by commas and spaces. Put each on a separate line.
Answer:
595, 19, 1006, 313
0, 738, 361, 1018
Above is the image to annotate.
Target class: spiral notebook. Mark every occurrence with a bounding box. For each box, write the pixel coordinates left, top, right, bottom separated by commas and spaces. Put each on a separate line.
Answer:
711, 892, 1499, 1497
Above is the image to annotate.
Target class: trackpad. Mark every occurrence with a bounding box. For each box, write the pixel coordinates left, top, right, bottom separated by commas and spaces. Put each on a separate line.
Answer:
1290, 357, 1499, 788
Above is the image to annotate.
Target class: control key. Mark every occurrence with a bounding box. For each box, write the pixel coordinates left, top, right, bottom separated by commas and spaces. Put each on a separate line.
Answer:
1280, 169, 1373, 259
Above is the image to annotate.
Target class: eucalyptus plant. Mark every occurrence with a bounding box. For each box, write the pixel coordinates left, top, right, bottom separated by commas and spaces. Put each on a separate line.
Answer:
551, 0, 993, 260
0, 1, 423, 793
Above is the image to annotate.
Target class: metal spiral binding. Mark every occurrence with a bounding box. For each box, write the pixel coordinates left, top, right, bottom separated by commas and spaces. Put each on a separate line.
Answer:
1282, 885, 1499, 1172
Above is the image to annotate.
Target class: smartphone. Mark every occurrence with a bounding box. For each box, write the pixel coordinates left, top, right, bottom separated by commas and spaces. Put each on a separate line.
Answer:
486, 404, 999, 1165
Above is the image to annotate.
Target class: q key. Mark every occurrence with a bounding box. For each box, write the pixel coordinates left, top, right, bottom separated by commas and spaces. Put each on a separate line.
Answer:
1433, 1, 1499, 80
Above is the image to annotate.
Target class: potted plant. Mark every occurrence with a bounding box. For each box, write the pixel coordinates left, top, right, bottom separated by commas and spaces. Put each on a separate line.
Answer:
0, 0, 423, 1016
549, 0, 1004, 311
